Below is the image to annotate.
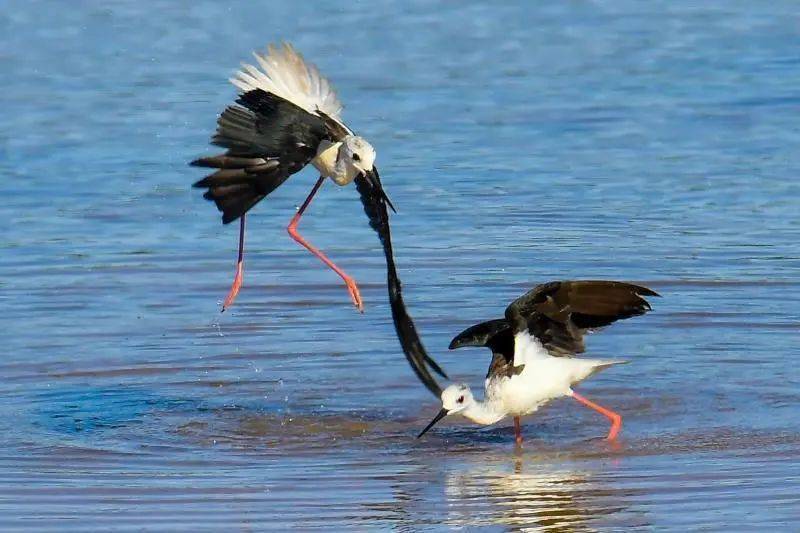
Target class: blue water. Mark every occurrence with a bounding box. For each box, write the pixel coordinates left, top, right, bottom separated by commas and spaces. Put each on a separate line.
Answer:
3, 1, 800, 530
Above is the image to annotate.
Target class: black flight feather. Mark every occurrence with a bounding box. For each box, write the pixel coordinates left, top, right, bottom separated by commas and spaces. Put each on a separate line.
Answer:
452, 280, 658, 370
354, 173, 448, 397
191, 89, 330, 224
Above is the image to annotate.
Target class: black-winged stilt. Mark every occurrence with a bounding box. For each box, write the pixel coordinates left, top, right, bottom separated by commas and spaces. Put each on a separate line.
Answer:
192, 43, 394, 312
417, 280, 658, 445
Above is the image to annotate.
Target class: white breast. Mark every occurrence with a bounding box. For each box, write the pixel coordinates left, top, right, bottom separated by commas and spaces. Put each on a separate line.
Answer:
311, 140, 360, 186
311, 140, 340, 179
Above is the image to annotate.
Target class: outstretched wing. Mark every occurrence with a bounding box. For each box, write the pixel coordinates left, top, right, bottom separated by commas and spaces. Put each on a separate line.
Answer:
449, 319, 511, 351
231, 42, 344, 121
192, 89, 340, 224
505, 280, 659, 357
449, 319, 518, 378
354, 173, 448, 397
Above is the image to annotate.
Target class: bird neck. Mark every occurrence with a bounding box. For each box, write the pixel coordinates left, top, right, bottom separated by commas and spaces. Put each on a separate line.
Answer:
312, 140, 358, 186
460, 399, 505, 426
311, 140, 342, 182
331, 141, 360, 185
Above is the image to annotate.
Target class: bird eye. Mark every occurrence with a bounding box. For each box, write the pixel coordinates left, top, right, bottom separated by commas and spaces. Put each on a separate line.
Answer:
457, 396, 464, 403
352, 153, 361, 162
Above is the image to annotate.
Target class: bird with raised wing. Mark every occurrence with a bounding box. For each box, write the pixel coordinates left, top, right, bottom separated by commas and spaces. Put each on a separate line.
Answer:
417, 281, 659, 445
192, 43, 394, 312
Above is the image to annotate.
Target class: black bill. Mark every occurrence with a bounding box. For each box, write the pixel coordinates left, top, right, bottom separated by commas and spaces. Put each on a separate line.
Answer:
417, 408, 449, 438
364, 167, 396, 213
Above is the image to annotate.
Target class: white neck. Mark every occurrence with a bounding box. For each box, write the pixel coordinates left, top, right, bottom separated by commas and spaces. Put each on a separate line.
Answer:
311, 140, 359, 186
460, 399, 505, 426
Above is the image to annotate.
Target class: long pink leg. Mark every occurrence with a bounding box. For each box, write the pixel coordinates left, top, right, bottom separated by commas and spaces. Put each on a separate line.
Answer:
287, 176, 364, 313
571, 391, 622, 440
514, 416, 523, 446
221, 215, 246, 312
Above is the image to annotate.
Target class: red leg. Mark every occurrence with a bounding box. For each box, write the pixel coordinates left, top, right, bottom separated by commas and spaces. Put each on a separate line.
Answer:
287, 176, 363, 313
571, 391, 622, 440
221, 215, 246, 312
514, 416, 523, 446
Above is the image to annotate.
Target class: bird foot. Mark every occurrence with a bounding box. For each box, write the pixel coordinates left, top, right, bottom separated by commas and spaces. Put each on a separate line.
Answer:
606, 414, 622, 441
344, 276, 364, 313
221, 260, 244, 312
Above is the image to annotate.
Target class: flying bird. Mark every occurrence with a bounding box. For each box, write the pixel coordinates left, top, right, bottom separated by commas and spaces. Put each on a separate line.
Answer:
417, 280, 659, 445
192, 43, 394, 312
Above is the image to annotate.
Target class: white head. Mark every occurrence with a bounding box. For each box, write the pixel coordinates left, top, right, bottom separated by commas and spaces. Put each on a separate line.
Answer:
334, 135, 395, 211
336, 135, 376, 182
417, 383, 475, 438
441, 383, 475, 414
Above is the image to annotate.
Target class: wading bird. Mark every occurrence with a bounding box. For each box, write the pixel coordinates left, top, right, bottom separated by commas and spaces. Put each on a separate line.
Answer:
417, 281, 658, 445
192, 43, 393, 312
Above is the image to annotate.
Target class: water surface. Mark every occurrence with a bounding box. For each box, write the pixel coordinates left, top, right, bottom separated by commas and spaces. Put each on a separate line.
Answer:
3, 1, 800, 530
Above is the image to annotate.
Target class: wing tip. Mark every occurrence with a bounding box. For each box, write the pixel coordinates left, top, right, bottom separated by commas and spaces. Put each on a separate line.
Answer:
426, 356, 449, 379
448, 329, 477, 350
633, 284, 661, 298
221, 212, 239, 225
449, 319, 511, 351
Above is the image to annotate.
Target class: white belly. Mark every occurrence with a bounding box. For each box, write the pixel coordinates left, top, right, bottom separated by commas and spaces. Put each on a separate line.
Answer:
490, 330, 621, 416
493, 357, 578, 416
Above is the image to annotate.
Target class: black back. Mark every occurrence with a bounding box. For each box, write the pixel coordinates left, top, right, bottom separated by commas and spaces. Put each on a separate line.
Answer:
220, 89, 331, 157
192, 89, 338, 224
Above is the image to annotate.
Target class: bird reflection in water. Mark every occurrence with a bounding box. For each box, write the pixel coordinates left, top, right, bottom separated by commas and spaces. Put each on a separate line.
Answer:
442, 454, 626, 530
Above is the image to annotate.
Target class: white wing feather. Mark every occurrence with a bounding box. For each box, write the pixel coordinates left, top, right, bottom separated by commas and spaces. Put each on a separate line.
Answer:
230, 43, 344, 120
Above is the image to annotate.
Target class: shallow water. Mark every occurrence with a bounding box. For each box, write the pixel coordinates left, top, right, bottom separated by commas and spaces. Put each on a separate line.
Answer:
3, 1, 800, 530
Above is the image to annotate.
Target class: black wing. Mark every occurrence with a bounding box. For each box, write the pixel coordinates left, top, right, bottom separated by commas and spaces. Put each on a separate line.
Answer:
449, 318, 511, 351
192, 89, 336, 224
317, 109, 352, 141
449, 281, 657, 373
449, 319, 520, 378
505, 280, 659, 357
354, 173, 447, 397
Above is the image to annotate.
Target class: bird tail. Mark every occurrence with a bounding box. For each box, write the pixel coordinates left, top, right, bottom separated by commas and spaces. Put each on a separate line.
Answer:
573, 359, 627, 384
191, 154, 289, 224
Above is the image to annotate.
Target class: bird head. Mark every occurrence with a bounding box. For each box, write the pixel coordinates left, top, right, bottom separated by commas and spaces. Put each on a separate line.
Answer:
338, 136, 376, 179
417, 383, 474, 438
337, 136, 395, 212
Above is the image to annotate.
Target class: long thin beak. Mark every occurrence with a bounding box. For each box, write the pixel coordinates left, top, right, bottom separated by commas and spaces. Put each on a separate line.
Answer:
364, 168, 396, 213
417, 407, 448, 438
